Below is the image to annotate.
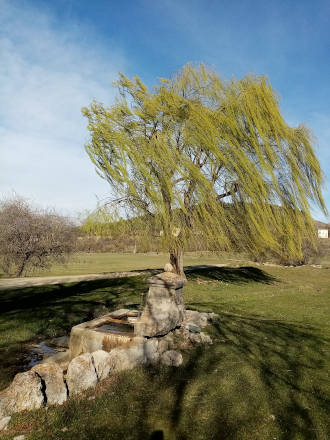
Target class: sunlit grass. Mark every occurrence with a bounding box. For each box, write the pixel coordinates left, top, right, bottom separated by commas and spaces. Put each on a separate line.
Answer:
0, 260, 329, 439
0, 251, 248, 278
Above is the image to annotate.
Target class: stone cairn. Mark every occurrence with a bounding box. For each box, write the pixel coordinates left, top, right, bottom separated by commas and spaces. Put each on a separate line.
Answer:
0, 265, 218, 431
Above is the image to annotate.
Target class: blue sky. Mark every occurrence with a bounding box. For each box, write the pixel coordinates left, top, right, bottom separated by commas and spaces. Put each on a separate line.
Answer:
0, 0, 329, 221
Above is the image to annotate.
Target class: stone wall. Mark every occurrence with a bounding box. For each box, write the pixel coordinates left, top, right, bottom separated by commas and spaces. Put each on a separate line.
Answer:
0, 270, 219, 432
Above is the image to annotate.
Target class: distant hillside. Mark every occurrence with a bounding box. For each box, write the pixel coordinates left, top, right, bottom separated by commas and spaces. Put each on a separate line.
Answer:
314, 220, 329, 229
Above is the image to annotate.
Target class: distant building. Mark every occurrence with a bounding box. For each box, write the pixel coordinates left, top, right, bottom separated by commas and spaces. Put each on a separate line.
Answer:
315, 220, 330, 239
318, 229, 329, 239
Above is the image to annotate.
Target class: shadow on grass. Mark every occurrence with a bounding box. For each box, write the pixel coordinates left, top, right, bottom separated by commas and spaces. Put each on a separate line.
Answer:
2, 267, 329, 439
0, 276, 147, 315
186, 265, 276, 284
46, 313, 329, 439
0, 266, 276, 390
0, 276, 149, 389
138, 313, 329, 440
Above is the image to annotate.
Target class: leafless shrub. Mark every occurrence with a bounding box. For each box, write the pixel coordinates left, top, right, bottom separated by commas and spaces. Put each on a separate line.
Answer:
0, 196, 76, 277
254, 237, 328, 266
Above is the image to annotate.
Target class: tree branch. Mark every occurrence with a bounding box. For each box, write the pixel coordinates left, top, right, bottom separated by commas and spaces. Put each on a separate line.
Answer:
217, 182, 239, 200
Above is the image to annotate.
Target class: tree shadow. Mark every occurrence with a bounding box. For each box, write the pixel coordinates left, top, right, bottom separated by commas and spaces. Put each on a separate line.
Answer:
0, 276, 148, 314
4, 296, 329, 439
0, 275, 149, 388
186, 265, 276, 284
0, 266, 276, 389
139, 313, 330, 439
1, 267, 329, 439
148, 431, 164, 440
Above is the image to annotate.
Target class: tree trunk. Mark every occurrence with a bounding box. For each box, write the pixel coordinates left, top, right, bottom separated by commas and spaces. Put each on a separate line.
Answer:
15, 252, 31, 277
170, 248, 186, 278
16, 259, 27, 277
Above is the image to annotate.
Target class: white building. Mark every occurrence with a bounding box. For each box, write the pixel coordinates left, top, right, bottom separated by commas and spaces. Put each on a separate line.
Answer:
318, 229, 329, 239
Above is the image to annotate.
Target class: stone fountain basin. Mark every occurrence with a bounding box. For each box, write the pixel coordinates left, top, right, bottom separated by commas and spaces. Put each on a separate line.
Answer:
69, 309, 140, 359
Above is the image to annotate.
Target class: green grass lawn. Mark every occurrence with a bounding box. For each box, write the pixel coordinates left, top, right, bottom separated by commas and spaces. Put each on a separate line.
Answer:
0, 262, 329, 439
0, 251, 247, 278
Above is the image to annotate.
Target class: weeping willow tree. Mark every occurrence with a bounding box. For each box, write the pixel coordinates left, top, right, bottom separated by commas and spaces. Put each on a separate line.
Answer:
82, 64, 327, 277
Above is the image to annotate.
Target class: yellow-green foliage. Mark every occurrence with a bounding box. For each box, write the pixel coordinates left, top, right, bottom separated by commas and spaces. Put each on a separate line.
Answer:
82, 64, 327, 263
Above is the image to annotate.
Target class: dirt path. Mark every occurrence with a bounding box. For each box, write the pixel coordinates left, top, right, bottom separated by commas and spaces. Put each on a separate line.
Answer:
0, 271, 148, 291
0, 263, 232, 291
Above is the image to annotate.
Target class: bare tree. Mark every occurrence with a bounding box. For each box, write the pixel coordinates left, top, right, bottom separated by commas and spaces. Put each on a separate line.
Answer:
0, 197, 76, 277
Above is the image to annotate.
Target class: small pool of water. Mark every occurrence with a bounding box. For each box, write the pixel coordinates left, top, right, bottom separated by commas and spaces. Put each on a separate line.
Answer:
95, 322, 134, 334
23, 342, 66, 369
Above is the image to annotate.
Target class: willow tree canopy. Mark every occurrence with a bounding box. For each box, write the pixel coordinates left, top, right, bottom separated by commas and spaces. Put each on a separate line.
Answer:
82, 64, 326, 274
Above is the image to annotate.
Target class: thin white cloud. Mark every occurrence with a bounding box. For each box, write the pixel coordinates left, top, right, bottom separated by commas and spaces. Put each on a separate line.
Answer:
0, 0, 126, 217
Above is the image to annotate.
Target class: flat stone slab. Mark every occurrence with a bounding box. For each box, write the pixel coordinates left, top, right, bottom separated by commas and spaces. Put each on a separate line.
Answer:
110, 309, 139, 319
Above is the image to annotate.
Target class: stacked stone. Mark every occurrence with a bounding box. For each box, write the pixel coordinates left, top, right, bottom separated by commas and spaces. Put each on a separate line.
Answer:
0, 266, 219, 431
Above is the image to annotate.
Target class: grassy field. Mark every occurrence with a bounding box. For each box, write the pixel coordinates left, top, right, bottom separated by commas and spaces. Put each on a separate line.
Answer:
0, 251, 248, 279
0, 258, 329, 439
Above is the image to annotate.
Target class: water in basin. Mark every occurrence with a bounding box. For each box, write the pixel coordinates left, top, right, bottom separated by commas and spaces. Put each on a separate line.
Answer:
95, 322, 134, 334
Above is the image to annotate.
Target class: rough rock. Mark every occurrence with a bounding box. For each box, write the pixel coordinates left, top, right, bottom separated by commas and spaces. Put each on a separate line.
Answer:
91, 350, 111, 381
164, 263, 174, 272
41, 349, 71, 371
199, 332, 212, 344
189, 332, 212, 345
185, 310, 209, 328
207, 312, 220, 322
49, 336, 70, 348
132, 336, 146, 345
157, 338, 169, 354
0, 416, 11, 431
107, 344, 146, 372
186, 324, 201, 333
107, 348, 131, 372
109, 309, 131, 319
66, 353, 98, 396
163, 333, 176, 349
172, 328, 192, 349
0, 371, 44, 418
161, 350, 183, 367
126, 343, 146, 365
134, 274, 186, 337
69, 314, 136, 358
144, 339, 160, 365
32, 363, 67, 406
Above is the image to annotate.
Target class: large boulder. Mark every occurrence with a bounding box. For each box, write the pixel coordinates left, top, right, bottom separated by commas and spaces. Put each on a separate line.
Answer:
144, 339, 160, 365
0, 371, 44, 418
108, 344, 146, 372
185, 310, 209, 328
91, 350, 111, 381
157, 338, 169, 354
32, 363, 67, 405
66, 353, 98, 396
160, 350, 183, 367
134, 273, 186, 337
0, 416, 11, 431
42, 349, 71, 372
